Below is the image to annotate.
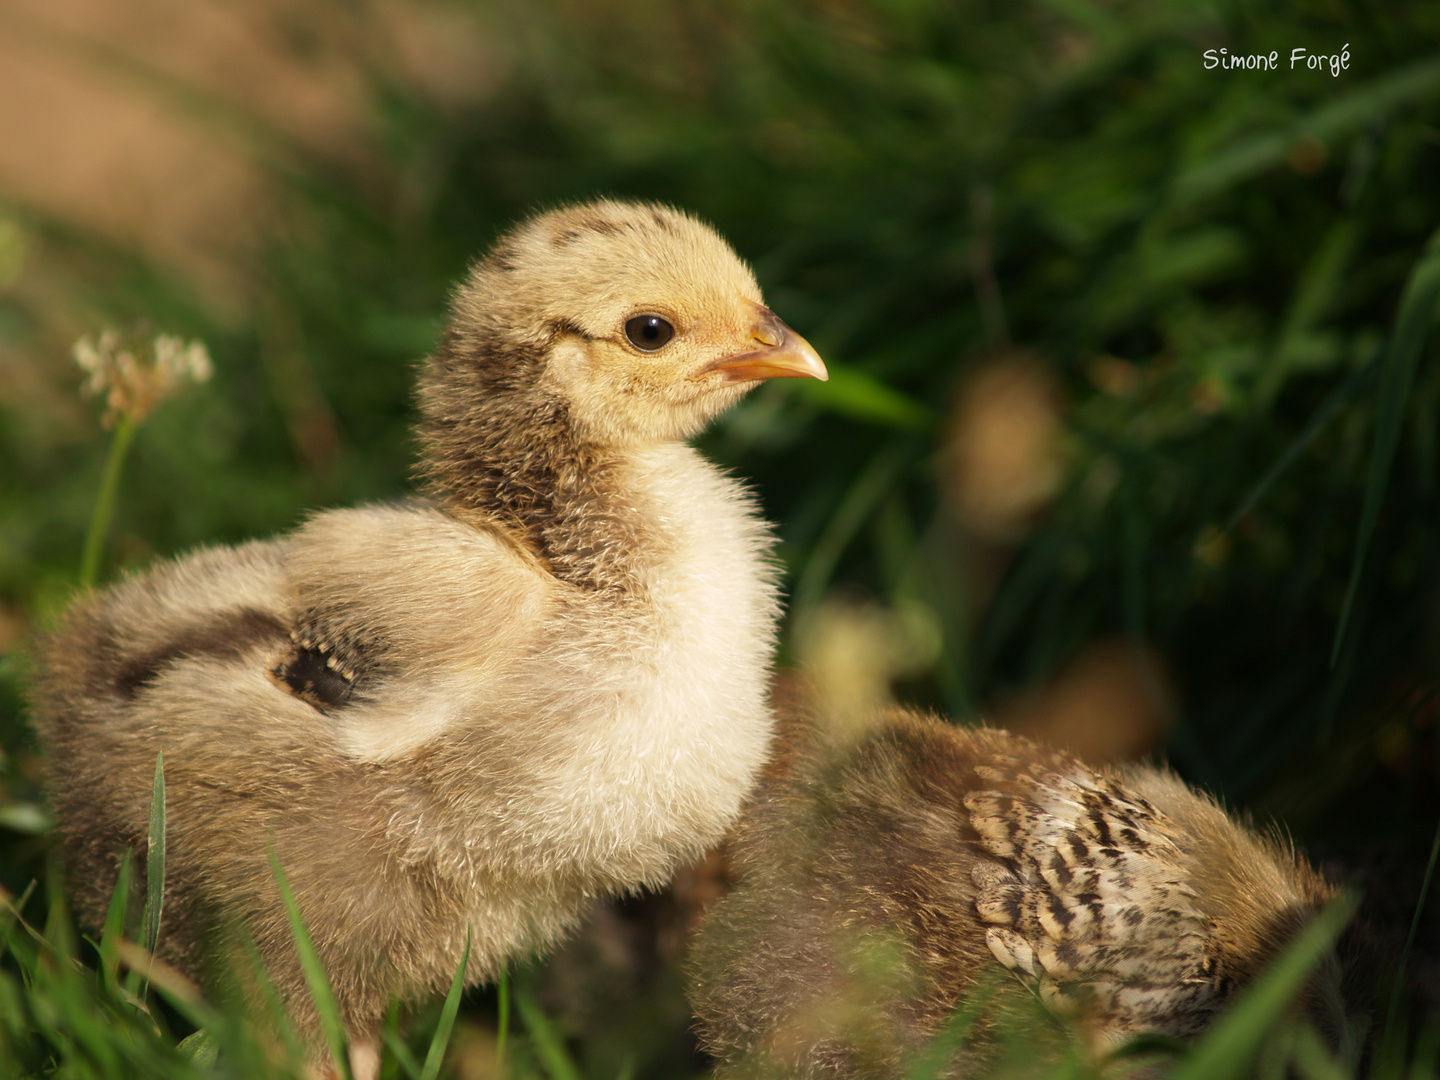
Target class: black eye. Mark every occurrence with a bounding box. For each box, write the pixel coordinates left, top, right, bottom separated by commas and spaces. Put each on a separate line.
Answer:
624, 314, 674, 351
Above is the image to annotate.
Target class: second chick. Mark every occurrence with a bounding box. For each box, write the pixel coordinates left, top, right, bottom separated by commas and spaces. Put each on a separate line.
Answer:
687, 709, 1348, 1077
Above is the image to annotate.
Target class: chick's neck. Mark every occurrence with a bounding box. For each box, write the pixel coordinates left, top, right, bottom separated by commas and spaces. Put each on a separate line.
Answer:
417, 340, 652, 595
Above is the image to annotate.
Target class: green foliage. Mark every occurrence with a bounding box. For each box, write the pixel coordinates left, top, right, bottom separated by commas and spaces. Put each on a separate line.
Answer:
0, 0, 1437, 1076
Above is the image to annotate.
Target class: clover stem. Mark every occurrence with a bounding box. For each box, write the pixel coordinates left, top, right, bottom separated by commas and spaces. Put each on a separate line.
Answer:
79, 412, 137, 589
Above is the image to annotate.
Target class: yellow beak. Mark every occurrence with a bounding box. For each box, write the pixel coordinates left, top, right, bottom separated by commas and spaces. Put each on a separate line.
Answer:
698, 307, 829, 385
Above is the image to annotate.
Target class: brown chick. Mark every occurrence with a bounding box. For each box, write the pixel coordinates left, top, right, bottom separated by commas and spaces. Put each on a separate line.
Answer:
31, 199, 828, 1077
687, 709, 1346, 1078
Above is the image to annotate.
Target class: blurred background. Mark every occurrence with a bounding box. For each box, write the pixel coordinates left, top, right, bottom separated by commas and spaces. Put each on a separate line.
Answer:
0, 0, 1438, 1075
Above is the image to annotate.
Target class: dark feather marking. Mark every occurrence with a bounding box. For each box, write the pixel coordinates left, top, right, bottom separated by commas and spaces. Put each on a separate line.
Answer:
1049, 851, 1073, 886
114, 608, 287, 699
274, 646, 355, 710
1046, 894, 1074, 930
1090, 812, 1115, 846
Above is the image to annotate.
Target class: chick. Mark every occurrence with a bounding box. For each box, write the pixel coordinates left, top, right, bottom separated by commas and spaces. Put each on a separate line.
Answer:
687, 709, 1346, 1078
32, 199, 827, 1074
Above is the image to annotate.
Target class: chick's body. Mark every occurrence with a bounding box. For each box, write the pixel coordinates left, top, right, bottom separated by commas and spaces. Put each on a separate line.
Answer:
33, 200, 827, 1056
687, 710, 1345, 1078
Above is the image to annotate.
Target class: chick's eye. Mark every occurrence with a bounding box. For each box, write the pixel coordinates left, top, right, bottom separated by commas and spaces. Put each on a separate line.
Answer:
624, 314, 674, 351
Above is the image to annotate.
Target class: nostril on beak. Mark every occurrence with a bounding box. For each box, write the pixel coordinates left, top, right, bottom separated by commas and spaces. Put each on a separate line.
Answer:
751, 322, 784, 348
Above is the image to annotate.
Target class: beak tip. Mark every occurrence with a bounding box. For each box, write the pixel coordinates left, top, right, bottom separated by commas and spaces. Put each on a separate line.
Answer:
699, 316, 830, 384
788, 331, 828, 383
802, 349, 829, 382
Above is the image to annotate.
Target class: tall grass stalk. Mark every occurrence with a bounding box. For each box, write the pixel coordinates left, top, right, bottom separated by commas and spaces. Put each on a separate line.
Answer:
1331, 226, 1440, 665
131, 750, 165, 1003
78, 412, 136, 589
498, 967, 511, 1070
517, 990, 583, 1080
97, 849, 133, 996
268, 840, 353, 1080
419, 931, 471, 1080
906, 970, 1001, 1080
1379, 817, 1440, 1065
143, 752, 166, 958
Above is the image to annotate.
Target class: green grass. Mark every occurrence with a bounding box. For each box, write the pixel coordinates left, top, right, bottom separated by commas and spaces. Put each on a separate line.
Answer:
1, 0, 1438, 1075
0, 676, 1430, 1078
0, 867, 1414, 1079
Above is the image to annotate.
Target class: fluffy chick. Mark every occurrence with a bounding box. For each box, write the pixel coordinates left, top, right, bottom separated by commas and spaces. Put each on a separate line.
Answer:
687, 709, 1346, 1078
32, 199, 827, 1073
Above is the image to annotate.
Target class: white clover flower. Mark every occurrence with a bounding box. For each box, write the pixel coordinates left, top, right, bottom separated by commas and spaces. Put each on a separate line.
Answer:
72, 328, 213, 428
153, 333, 213, 385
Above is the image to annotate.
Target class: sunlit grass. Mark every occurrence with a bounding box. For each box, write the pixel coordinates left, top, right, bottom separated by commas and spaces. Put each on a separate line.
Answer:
2, 864, 1432, 1079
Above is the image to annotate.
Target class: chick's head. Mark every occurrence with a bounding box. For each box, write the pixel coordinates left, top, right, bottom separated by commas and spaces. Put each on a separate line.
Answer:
445, 199, 827, 445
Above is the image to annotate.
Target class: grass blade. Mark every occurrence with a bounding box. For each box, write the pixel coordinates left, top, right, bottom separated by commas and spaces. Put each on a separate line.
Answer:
794, 366, 936, 430
1288, 1023, 1348, 1080
906, 969, 1001, 1080
497, 966, 511, 1069
98, 848, 132, 993
177, 1029, 219, 1067
1226, 357, 1381, 531
0, 880, 37, 941
792, 438, 913, 620
236, 927, 310, 1075
267, 839, 352, 1080
1379, 817, 1440, 1061
1332, 226, 1440, 664
143, 752, 165, 956
382, 999, 423, 1079
1169, 892, 1358, 1080
383, 1027, 423, 1080
42, 882, 126, 1072
139, 750, 165, 999
115, 938, 225, 1035
419, 930, 471, 1080
516, 990, 582, 1080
